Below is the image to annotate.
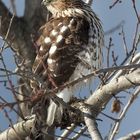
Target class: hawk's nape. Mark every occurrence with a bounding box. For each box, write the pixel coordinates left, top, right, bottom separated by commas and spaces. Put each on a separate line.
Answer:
31, 0, 104, 127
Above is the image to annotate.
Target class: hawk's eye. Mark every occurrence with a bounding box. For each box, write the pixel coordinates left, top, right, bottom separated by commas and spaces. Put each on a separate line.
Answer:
47, 0, 52, 3
47, 0, 54, 4
42, 0, 52, 5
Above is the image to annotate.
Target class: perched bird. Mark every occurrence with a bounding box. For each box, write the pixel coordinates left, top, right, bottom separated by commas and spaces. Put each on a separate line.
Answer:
31, 0, 104, 126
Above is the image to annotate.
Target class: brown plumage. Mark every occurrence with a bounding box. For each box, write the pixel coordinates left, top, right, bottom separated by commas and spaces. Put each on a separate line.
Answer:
31, 0, 104, 126
33, 17, 90, 87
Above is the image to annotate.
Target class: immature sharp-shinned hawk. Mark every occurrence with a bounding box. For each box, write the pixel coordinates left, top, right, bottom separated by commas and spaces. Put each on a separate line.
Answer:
31, 0, 104, 126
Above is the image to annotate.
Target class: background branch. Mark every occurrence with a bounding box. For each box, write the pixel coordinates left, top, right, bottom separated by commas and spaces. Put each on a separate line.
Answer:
1, 67, 140, 140
86, 69, 140, 113
109, 87, 140, 140
118, 129, 140, 140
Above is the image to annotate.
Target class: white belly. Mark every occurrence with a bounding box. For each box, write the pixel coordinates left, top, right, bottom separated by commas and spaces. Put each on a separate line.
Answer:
57, 50, 94, 103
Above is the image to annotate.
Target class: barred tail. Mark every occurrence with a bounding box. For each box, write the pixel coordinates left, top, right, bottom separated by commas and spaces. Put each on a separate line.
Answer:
46, 88, 72, 126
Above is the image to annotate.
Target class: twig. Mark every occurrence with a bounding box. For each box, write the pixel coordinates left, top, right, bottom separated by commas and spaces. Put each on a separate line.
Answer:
110, 52, 140, 82
36, 63, 140, 100
120, 26, 128, 56
132, 0, 140, 23
106, 37, 113, 67
129, 22, 139, 64
0, 69, 140, 140
10, 0, 17, 15
109, 87, 140, 140
117, 129, 140, 140
86, 69, 140, 106
71, 126, 87, 140
0, 82, 30, 120
0, 50, 24, 120
106, 20, 139, 81
109, 0, 122, 9
105, 21, 125, 36
112, 51, 118, 66
58, 124, 76, 140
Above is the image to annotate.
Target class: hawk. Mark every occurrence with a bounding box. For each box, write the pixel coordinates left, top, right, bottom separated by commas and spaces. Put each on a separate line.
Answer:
31, 0, 104, 126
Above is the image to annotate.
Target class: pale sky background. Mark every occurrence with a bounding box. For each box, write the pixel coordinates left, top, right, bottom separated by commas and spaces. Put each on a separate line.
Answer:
0, 0, 140, 139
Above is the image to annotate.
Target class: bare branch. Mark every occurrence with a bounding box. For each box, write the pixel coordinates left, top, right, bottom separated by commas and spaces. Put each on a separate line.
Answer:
1, 68, 140, 139
109, 0, 122, 9
83, 108, 102, 140
84, 118, 102, 140
131, 0, 140, 23
72, 126, 87, 140
86, 69, 140, 110
0, 1, 13, 37
109, 87, 140, 140
117, 130, 140, 140
0, 1, 35, 67
58, 124, 76, 140
0, 115, 35, 140
10, 0, 17, 15
0, 1, 48, 67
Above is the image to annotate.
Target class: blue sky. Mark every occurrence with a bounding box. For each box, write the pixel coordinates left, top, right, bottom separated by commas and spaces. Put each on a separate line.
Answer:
0, 0, 140, 139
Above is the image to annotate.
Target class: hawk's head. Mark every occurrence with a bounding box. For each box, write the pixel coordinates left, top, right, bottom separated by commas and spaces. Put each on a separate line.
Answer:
42, 0, 70, 6
42, 0, 68, 14
42, 0, 88, 17
42, 0, 53, 5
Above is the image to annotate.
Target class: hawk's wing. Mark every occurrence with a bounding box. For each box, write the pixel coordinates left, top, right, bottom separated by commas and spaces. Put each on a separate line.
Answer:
32, 16, 90, 89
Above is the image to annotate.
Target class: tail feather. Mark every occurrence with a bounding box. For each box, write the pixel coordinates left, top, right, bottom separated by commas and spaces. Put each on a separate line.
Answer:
46, 100, 58, 126
46, 89, 72, 126
47, 99, 64, 126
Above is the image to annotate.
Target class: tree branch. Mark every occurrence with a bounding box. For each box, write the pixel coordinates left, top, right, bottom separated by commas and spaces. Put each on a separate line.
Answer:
0, 0, 48, 67
0, 1, 13, 37
0, 1, 35, 67
84, 118, 102, 140
117, 130, 140, 140
109, 87, 140, 140
0, 115, 35, 140
77, 102, 103, 140
58, 124, 76, 140
1, 68, 140, 140
86, 69, 140, 109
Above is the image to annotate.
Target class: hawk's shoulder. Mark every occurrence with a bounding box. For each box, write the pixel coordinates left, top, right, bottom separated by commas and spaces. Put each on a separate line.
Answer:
37, 16, 90, 47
